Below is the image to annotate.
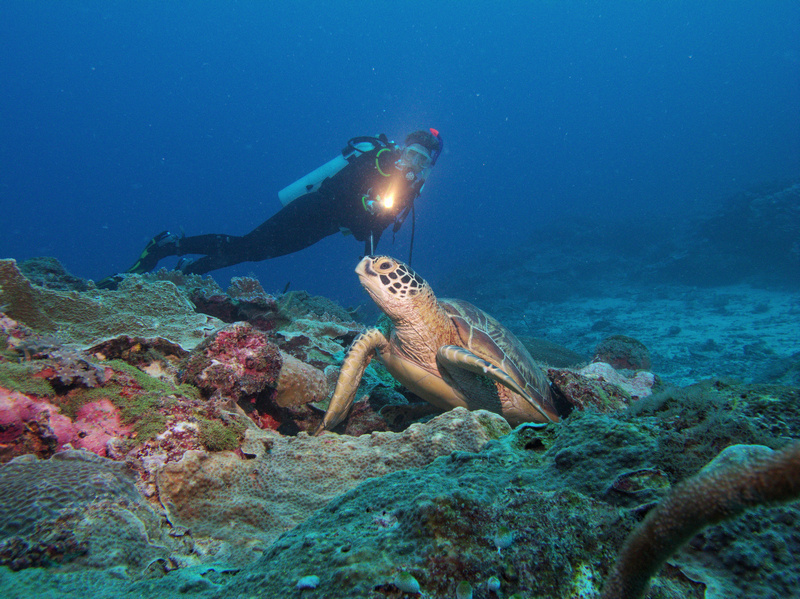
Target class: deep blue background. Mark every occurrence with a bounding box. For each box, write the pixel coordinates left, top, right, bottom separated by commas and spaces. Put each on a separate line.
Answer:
2, 2, 798, 306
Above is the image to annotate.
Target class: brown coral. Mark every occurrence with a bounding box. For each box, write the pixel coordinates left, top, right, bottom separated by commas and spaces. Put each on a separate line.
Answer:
601, 442, 800, 599
274, 351, 328, 408
155, 408, 511, 566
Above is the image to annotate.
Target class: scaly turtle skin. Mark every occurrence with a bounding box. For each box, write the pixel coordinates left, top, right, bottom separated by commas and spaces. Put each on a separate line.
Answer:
316, 255, 559, 432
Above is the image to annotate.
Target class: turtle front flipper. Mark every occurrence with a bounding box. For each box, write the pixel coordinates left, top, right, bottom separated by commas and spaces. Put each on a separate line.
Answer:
438, 345, 557, 424
314, 328, 390, 434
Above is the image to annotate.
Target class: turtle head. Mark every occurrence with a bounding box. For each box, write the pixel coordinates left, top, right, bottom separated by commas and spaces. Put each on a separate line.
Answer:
356, 255, 434, 318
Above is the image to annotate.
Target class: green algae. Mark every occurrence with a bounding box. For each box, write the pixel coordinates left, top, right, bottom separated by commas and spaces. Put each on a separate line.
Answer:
0, 361, 55, 397
56, 359, 204, 442
198, 417, 245, 452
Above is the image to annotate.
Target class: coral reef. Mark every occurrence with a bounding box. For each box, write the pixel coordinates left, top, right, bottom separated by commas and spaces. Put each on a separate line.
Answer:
181, 322, 283, 401
0, 450, 180, 574
17, 257, 90, 292
0, 261, 798, 598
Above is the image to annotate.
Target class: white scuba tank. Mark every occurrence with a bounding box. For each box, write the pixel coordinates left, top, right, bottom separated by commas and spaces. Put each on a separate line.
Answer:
278, 140, 378, 206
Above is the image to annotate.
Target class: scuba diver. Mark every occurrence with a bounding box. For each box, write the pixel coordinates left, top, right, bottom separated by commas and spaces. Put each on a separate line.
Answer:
98, 128, 443, 287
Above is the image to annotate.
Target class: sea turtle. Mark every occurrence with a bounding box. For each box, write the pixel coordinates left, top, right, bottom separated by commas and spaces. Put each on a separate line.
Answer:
315, 255, 560, 433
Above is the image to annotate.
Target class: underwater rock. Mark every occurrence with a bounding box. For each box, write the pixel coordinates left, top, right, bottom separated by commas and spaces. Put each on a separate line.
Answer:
548, 362, 655, 413
0, 260, 223, 350
592, 334, 652, 371
275, 317, 363, 371
274, 351, 328, 408
272, 290, 364, 368
699, 181, 800, 285
188, 276, 280, 330
579, 362, 655, 399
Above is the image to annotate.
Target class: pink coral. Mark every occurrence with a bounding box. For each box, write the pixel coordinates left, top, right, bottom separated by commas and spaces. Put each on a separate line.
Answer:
0, 388, 132, 460
0, 388, 75, 450
72, 399, 132, 455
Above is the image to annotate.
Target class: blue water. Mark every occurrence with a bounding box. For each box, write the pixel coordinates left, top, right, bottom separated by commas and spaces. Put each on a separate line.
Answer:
2, 2, 798, 307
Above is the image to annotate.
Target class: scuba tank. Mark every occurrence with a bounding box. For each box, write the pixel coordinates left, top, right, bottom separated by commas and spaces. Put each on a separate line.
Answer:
278, 136, 390, 206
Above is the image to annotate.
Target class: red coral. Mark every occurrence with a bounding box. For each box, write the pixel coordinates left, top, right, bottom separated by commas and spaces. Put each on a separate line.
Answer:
181, 323, 282, 401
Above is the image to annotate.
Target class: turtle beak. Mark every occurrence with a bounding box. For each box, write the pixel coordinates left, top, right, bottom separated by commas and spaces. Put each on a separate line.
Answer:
356, 256, 374, 278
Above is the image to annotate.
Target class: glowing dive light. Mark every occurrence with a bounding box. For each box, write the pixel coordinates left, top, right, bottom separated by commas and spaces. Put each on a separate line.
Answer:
381, 194, 394, 209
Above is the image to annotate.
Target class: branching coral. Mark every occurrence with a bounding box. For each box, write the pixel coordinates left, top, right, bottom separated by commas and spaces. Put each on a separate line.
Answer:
601, 442, 800, 599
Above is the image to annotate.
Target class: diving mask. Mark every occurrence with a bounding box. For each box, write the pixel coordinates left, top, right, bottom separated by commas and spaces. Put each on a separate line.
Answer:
397, 143, 433, 174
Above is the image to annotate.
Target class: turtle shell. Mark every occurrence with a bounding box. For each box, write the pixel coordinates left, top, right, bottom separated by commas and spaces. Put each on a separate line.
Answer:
440, 298, 557, 422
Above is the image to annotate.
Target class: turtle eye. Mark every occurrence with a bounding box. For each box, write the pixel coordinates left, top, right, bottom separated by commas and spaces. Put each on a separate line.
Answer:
377, 260, 392, 271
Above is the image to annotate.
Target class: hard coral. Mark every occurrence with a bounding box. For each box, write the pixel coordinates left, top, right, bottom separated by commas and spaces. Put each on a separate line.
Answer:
34, 347, 107, 389
227, 276, 270, 303
0, 449, 179, 574
18, 257, 89, 292
155, 408, 509, 567
274, 351, 328, 408
189, 277, 279, 330
0, 260, 223, 350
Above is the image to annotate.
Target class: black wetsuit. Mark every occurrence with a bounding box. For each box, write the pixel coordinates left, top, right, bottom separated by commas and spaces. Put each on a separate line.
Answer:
174, 135, 424, 274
